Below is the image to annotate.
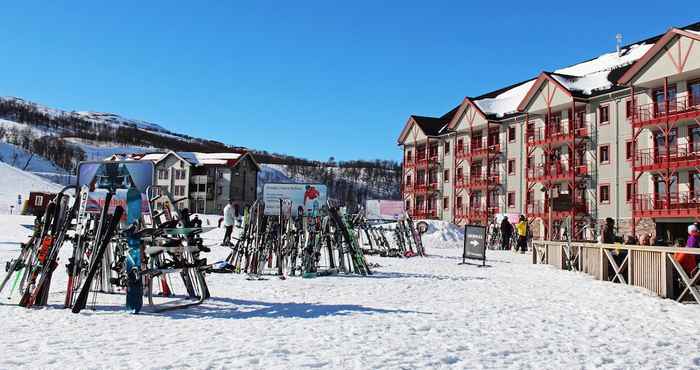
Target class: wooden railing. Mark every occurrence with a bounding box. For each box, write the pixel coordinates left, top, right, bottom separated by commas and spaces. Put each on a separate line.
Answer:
532, 241, 700, 303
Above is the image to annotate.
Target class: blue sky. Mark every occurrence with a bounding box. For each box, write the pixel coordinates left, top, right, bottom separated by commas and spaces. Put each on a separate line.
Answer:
1, 1, 698, 161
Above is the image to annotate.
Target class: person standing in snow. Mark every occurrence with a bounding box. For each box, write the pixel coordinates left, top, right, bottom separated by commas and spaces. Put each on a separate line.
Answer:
221, 200, 235, 246
500, 216, 513, 250
516, 215, 528, 253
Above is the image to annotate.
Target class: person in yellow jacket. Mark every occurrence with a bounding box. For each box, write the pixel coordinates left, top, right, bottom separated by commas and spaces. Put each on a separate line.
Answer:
516, 215, 528, 253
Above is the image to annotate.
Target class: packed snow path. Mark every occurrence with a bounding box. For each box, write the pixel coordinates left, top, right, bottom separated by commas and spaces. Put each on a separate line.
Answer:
0, 216, 699, 369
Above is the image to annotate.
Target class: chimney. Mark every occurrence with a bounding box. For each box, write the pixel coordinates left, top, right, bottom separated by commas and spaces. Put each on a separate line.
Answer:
616, 33, 623, 56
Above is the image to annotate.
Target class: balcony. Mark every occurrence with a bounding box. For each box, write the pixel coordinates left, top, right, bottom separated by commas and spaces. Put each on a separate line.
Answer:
411, 209, 438, 219
469, 206, 499, 221
634, 192, 700, 218
631, 94, 700, 129
403, 183, 415, 194
634, 144, 700, 172
527, 162, 588, 183
526, 200, 547, 218
466, 174, 500, 190
527, 118, 588, 147
468, 142, 501, 159
413, 182, 439, 194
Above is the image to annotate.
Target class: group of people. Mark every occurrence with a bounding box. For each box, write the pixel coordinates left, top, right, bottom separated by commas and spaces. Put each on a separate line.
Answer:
497, 215, 530, 253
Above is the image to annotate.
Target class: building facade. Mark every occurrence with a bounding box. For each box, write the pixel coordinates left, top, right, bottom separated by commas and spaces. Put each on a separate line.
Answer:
112, 151, 260, 215
398, 23, 700, 242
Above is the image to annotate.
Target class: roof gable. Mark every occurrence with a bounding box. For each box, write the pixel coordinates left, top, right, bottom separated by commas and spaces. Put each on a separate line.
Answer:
618, 28, 700, 85
517, 72, 573, 112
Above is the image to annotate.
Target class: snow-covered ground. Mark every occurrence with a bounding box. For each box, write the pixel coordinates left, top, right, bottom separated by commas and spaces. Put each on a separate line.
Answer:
0, 216, 699, 369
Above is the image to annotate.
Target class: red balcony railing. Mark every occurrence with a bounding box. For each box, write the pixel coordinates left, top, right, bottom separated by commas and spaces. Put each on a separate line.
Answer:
466, 174, 500, 189
455, 208, 468, 220
634, 144, 700, 171
526, 162, 587, 182
414, 182, 439, 193
469, 142, 501, 158
526, 200, 546, 218
527, 121, 588, 146
412, 209, 438, 219
632, 94, 700, 128
634, 191, 700, 218
469, 207, 500, 221
414, 155, 440, 167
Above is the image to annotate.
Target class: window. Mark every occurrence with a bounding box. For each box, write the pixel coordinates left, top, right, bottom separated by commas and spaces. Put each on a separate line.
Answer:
625, 100, 633, 119
599, 145, 610, 164
443, 197, 449, 209
507, 192, 515, 208
625, 141, 633, 161
173, 185, 186, 197
406, 175, 412, 186
405, 200, 411, 210
456, 196, 463, 208
157, 169, 169, 180
34, 195, 43, 206
599, 184, 610, 204
626, 183, 633, 203
443, 169, 449, 183
508, 159, 515, 175
508, 126, 516, 142
444, 142, 450, 155
457, 139, 464, 153
690, 80, 700, 107
456, 167, 463, 180
407, 150, 412, 161
217, 186, 223, 196
599, 105, 609, 125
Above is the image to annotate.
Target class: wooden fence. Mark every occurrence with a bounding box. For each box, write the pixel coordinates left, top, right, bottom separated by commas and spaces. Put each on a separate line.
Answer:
531, 241, 700, 303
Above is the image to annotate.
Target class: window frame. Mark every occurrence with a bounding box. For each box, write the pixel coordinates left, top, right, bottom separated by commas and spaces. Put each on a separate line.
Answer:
625, 140, 633, 161
599, 104, 610, 125
443, 197, 449, 210
508, 126, 516, 143
599, 144, 611, 165
507, 159, 515, 176
625, 182, 634, 203
599, 183, 611, 204
507, 192, 516, 208
444, 142, 450, 155
443, 169, 449, 183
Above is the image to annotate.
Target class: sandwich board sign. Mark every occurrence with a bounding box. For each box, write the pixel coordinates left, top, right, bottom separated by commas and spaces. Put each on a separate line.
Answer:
462, 224, 486, 266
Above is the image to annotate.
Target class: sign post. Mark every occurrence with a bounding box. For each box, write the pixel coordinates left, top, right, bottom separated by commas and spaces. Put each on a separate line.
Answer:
462, 224, 486, 267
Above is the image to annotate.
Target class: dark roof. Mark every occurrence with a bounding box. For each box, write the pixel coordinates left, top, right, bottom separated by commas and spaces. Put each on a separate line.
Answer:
411, 105, 459, 136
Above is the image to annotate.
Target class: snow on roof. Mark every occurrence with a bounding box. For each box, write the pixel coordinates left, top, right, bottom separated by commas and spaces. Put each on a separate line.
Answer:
554, 43, 653, 76
140, 153, 167, 162
139, 151, 243, 166
551, 70, 613, 95
473, 80, 536, 118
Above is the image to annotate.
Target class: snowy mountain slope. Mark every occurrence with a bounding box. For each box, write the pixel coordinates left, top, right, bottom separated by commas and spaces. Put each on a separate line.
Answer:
0, 141, 67, 174
63, 137, 158, 161
0, 161, 63, 214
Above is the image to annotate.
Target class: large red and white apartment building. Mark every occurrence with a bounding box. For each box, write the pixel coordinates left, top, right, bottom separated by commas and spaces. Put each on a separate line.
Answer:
398, 22, 700, 241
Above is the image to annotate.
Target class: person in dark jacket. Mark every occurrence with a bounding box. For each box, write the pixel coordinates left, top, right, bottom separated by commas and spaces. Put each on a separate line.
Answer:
500, 217, 513, 250
601, 217, 616, 244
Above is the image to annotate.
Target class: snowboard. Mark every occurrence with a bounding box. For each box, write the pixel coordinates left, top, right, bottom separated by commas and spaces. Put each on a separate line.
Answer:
125, 188, 143, 313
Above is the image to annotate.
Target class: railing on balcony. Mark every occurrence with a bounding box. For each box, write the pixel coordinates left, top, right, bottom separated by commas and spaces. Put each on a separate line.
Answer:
411, 209, 438, 219
413, 182, 439, 193
634, 144, 700, 171
469, 139, 501, 157
527, 161, 587, 182
466, 174, 500, 189
469, 206, 500, 220
527, 120, 588, 145
632, 94, 700, 127
634, 191, 700, 217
